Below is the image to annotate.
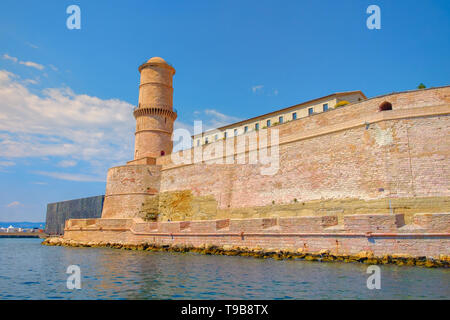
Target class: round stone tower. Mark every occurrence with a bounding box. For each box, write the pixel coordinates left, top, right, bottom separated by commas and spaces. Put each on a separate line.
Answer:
133, 57, 177, 161
102, 57, 175, 219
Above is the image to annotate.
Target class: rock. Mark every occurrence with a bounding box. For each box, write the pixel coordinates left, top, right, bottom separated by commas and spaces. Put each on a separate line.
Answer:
356, 251, 374, 259
222, 245, 233, 251
425, 260, 436, 268
48, 237, 61, 245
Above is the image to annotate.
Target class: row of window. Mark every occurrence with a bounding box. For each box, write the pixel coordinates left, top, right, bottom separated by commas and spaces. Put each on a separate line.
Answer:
197, 103, 329, 146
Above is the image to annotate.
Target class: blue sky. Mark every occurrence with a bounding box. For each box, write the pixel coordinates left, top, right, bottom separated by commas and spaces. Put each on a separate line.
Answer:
0, 0, 449, 222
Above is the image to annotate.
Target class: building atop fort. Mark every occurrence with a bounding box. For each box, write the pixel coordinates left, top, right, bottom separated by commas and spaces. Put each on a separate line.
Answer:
193, 90, 366, 146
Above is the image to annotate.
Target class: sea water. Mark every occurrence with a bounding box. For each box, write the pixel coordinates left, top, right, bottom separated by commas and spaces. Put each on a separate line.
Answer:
0, 238, 448, 300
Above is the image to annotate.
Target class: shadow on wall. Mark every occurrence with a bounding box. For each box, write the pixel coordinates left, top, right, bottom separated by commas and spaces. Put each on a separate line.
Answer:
45, 195, 105, 235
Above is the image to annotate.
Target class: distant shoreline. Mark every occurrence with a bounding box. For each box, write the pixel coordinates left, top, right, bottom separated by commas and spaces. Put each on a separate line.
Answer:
0, 232, 46, 238
0, 222, 45, 229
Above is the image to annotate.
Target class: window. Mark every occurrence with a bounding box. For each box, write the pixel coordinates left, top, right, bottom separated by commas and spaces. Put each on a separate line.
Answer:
224, 132, 227, 139
215, 134, 218, 141
160, 150, 165, 156
244, 126, 248, 133
292, 112, 297, 120
255, 123, 259, 131
308, 107, 314, 115
197, 140, 200, 147
323, 103, 328, 112
205, 137, 209, 144
234, 129, 238, 136
267, 119, 271, 127
279, 116, 283, 124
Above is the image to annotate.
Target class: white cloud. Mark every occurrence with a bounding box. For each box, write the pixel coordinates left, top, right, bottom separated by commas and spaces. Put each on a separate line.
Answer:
6, 201, 22, 208
252, 85, 264, 93
2, 53, 44, 70
196, 109, 241, 131
19, 61, 44, 70
0, 69, 135, 181
49, 64, 58, 72
26, 42, 39, 49
172, 108, 242, 152
0, 160, 15, 172
57, 160, 77, 167
2, 54, 18, 63
35, 171, 105, 182
0, 70, 244, 179
251, 85, 278, 96
202, 109, 242, 130
174, 108, 242, 135
24, 78, 39, 85
0, 160, 15, 167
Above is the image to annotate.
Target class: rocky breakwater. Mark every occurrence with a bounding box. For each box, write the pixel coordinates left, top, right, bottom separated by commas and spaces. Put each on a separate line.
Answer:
42, 237, 450, 268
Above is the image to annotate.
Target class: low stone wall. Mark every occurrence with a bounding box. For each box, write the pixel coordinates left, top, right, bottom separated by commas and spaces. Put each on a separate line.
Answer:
56, 213, 450, 266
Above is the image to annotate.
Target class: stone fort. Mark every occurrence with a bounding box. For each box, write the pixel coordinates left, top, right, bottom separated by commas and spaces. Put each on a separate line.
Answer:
54, 57, 450, 262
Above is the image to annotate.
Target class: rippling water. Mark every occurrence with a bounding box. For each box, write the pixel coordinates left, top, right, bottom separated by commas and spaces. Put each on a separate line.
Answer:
0, 238, 449, 299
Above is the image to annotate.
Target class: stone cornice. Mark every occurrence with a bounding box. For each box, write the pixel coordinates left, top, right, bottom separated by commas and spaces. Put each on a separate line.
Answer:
135, 129, 172, 135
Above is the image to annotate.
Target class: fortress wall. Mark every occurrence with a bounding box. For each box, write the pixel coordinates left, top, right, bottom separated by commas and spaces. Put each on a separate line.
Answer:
414, 213, 450, 232
396, 117, 449, 197
62, 213, 450, 259
99, 87, 449, 222
279, 216, 338, 232
155, 112, 449, 222
343, 214, 405, 232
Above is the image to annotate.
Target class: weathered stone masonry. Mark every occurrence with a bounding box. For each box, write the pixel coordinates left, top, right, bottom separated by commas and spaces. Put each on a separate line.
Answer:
60, 213, 450, 263
55, 57, 450, 263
